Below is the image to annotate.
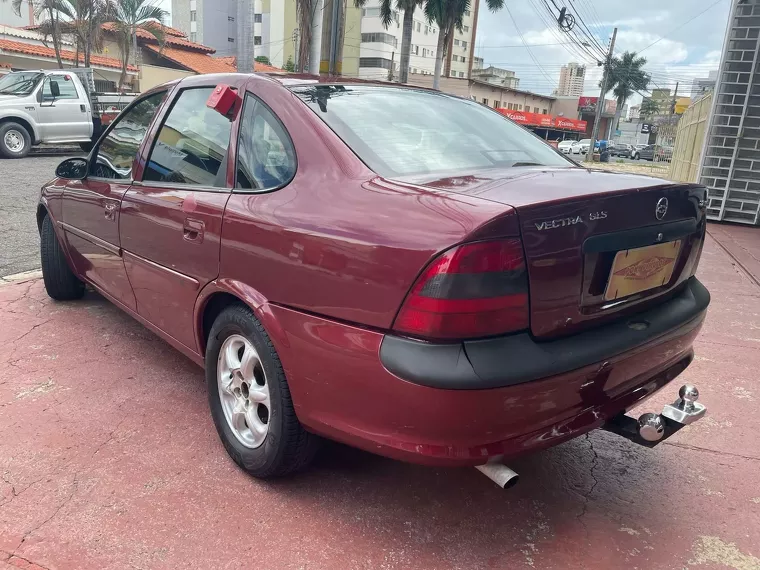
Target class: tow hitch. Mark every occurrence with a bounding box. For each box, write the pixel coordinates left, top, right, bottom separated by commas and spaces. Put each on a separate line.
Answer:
602, 384, 706, 447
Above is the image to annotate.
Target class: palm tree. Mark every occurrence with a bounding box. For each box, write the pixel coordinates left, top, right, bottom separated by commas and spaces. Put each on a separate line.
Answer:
640, 97, 661, 118
58, 0, 114, 67
353, 0, 425, 84
111, 0, 167, 90
5, 0, 66, 67
425, 0, 504, 90
604, 51, 650, 138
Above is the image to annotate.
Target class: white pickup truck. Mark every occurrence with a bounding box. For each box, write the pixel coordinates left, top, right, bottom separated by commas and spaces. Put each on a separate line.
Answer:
0, 68, 135, 158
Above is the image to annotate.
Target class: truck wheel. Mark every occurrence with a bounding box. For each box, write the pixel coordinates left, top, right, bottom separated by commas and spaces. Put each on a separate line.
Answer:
206, 304, 320, 478
40, 214, 85, 300
0, 122, 31, 158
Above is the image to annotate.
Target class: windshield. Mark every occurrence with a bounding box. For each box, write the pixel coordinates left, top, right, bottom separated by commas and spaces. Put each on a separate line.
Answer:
0, 72, 44, 96
291, 85, 572, 178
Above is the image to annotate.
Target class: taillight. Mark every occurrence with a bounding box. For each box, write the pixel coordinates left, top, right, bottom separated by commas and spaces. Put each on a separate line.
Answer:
393, 239, 529, 340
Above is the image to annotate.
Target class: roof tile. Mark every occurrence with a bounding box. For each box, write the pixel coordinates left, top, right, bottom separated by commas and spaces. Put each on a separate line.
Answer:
0, 38, 134, 71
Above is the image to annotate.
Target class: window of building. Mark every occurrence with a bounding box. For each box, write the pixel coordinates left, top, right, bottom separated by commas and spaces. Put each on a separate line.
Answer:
190, 10, 196, 21
461, 40, 467, 48
463, 25, 469, 32
482, 98, 488, 105
416, 21, 421, 32
359, 57, 393, 70
414, 45, 419, 55
191, 32, 197, 42
507, 103, 513, 110
144, 87, 233, 187
451, 70, 456, 76
254, 13, 262, 23
361, 33, 398, 48
254, 36, 261, 45
542, 108, 547, 114
465, 9, 471, 16
91, 91, 166, 180
236, 95, 296, 191
362, 7, 380, 17
228, 16, 234, 22
459, 71, 464, 78
228, 37, 235, 42
42, 75, 79, 100
454, 39, 460, 46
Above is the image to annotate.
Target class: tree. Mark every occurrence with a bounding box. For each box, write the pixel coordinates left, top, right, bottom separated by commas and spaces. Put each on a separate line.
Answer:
5, 0, 66, 67
425, 0, 504, 90
284, 55, 296, 72
640, 97, 661, 118
111, 0, 167, 90
255, 55, 271, 65
58, 0, 114, 68
353, 0, 425, 84
603, 51, 650, 137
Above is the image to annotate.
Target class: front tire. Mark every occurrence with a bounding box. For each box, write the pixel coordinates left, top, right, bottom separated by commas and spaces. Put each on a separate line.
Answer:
0, 122, 31, 159
206, 304, 319, 478
40, 214, 85, 300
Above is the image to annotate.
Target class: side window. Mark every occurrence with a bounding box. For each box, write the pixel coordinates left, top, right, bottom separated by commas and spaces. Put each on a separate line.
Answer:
236, 94, 296, 191
91, 91, 167, 180
143, 87, 233, 187
42, 75, 79, 100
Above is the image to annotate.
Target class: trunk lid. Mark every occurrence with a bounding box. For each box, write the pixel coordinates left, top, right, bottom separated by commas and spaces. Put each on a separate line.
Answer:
401, 167, 707, 339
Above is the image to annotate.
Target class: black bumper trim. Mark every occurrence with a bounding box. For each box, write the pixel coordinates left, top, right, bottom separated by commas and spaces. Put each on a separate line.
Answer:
379, 277, 710, 390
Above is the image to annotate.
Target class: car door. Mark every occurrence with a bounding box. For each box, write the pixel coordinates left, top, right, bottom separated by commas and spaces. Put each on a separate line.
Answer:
61, 90, 169, 311
119, 84, 234, 352
36, 73, 92, 142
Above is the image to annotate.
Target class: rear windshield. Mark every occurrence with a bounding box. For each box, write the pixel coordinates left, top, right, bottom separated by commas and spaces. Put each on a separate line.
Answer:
290, 85, 572, 178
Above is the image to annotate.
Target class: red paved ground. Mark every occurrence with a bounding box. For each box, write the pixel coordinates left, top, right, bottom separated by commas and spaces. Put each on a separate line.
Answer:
1, 224, 759, 570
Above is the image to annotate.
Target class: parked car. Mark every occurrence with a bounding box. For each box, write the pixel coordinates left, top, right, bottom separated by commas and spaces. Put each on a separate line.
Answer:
0, 69, 135, 158
39, 74, 710, 484
632, 144, 656, 160
558, 140, 576, 154
572, 138, 592, 154
610, 143, 633, 157
655, 145, 674, 162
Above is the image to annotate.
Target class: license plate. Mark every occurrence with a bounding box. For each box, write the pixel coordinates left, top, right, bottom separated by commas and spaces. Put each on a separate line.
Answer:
604, 240, 681, 301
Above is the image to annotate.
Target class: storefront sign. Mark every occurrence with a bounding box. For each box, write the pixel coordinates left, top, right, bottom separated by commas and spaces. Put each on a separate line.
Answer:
498, 109, 587, 132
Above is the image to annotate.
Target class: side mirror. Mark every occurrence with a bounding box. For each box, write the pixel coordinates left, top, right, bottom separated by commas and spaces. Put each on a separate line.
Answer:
56, 157, 88, 180
50, 80, 60, 98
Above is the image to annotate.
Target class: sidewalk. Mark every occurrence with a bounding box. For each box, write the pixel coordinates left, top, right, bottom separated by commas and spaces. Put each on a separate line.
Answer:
1, 225, 759, 569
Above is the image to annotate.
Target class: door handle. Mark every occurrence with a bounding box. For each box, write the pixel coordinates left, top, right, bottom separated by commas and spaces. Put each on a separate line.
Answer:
183, 218, 204, 243
104, 202, 117, 221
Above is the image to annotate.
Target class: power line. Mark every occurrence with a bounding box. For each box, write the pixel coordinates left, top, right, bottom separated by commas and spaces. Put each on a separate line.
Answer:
638, 0, 727, 54
504, 4, 559, 87
525, 0, 598, 64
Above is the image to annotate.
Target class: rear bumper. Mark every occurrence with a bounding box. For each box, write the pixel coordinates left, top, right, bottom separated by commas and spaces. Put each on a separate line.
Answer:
261, 278, 709, 467
379, 277, 709, 390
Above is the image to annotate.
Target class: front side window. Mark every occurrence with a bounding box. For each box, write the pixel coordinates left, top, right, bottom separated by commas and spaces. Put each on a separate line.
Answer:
42, 75, 79, 100
292, 85, 571, 178
236, 94, 296, 191
91, 91, 167, 180
143, 87, 232, 186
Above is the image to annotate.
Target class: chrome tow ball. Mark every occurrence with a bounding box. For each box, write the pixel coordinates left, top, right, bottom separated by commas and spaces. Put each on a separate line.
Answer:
602, 384, 706, 447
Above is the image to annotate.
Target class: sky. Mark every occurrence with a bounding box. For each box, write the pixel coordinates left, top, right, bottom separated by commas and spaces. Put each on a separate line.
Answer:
473, 0, 732, 104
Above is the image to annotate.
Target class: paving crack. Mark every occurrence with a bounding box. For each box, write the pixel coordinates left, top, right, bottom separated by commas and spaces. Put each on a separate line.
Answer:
575, 434, 600, 539
663, 441, 760, 462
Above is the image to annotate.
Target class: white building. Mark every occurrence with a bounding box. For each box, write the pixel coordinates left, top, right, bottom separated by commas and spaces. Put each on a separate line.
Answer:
553, 62, 586, 97
171, 0, 240, 56
0, 1, 35, 28
691, 70, 718, 97
358, 0, 480, 80
471, 66, 519, 88
628, 104, 640, 120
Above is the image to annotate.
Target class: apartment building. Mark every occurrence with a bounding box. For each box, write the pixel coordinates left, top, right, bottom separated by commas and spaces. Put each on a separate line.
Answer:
358, 0, 480, 80
471, 65, 519, 88
553, 62, 585, 97
171, 0, 239, 56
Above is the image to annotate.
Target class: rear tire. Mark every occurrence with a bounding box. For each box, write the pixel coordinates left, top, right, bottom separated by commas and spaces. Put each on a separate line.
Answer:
0, 122, 31, 159
634, 153, 640, 160
40, 214, 85, 301
206, 304, 319, 478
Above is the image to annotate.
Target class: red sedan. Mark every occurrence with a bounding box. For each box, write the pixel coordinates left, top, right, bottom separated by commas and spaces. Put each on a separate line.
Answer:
38, 73, 709, 485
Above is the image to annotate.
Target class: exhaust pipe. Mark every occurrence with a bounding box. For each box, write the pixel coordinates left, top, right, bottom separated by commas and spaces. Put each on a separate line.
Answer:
475, 461, 520, 489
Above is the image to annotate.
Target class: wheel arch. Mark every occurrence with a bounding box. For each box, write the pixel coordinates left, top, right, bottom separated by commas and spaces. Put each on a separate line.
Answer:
194, 279, 276, 357
0, 114, 39, 143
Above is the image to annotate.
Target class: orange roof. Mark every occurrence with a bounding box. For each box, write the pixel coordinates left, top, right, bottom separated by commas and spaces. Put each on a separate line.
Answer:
0, 37, 135, 71
213, 55, 284, 74
101, 22, 215, 53
145, 44, 235, 74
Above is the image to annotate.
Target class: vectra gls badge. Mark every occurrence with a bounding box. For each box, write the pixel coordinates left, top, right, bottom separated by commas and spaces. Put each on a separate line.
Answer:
656, 197, 668, 220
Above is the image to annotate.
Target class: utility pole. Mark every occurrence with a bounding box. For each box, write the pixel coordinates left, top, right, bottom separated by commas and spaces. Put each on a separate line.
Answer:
320, 0, 345, 76
388, 51, 395, 81
237, 0, 254, 73
309, 0, 324, 75
670, 81, 679, 114
586, 27, 617, 163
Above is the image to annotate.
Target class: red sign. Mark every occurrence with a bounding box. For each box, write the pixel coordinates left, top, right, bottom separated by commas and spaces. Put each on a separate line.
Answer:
497, 109, 587, 132
578, 96, 598, 111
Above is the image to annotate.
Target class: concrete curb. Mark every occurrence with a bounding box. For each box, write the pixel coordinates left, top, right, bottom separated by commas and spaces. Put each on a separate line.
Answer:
0, 269, 42, 285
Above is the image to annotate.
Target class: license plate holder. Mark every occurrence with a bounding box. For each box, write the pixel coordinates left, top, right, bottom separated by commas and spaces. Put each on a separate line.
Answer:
604, 240, 681, 301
